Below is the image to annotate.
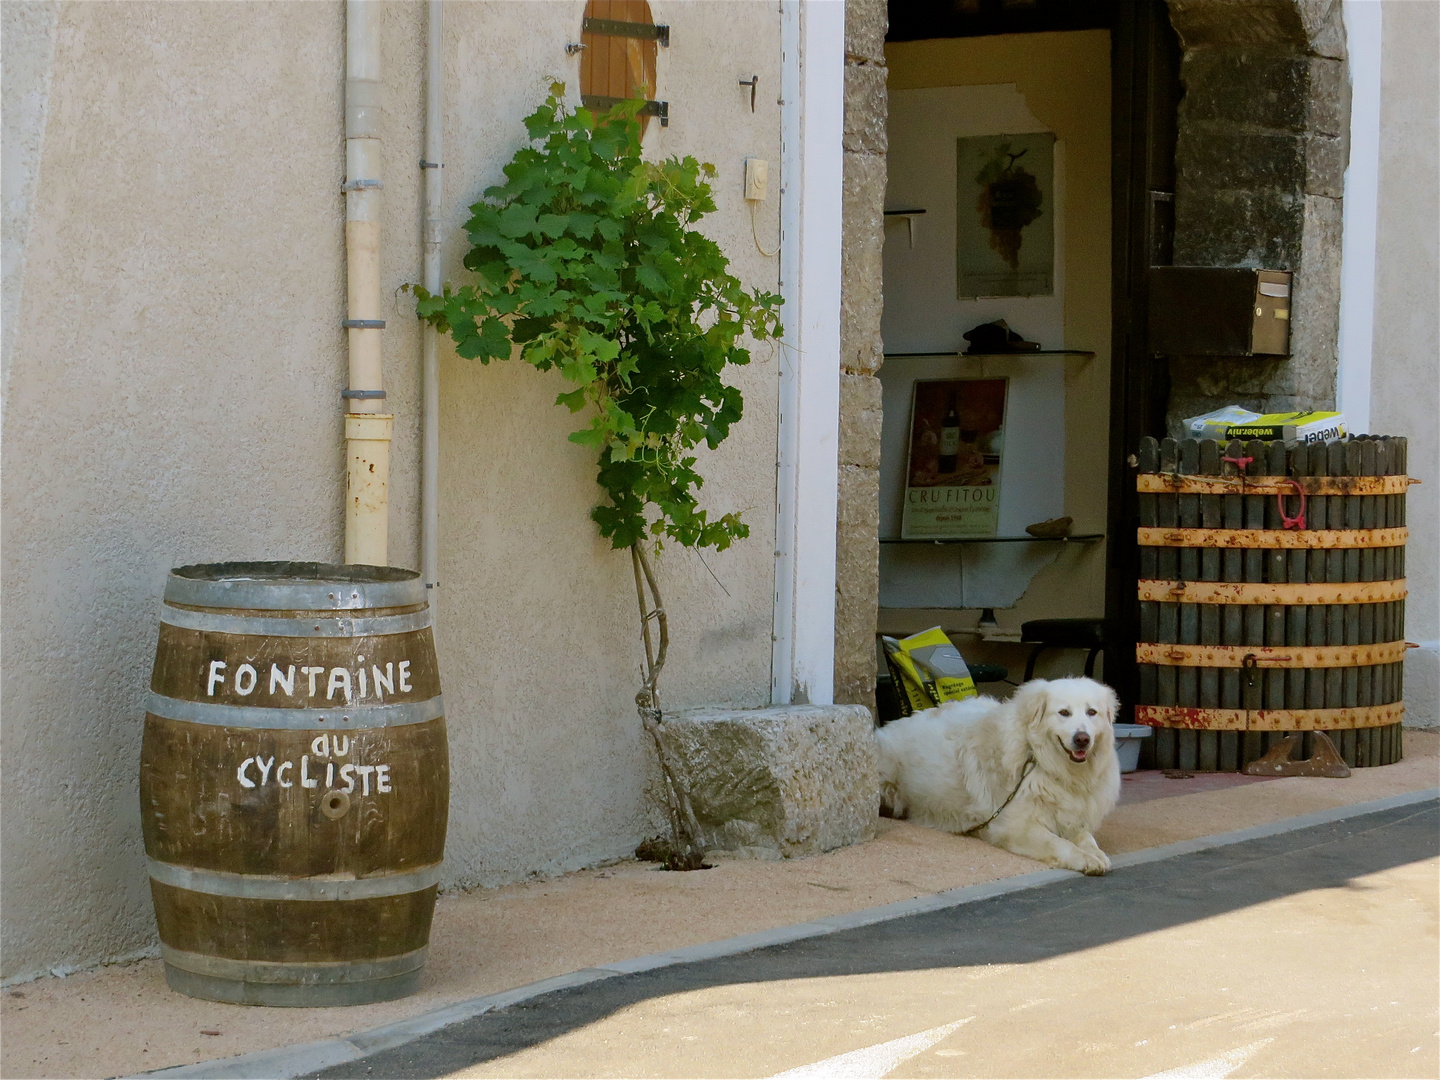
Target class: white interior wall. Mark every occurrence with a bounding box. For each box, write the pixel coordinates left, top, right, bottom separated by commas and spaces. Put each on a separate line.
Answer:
881, 84, 1067, 354
878, 32, 1111, 637
877, 85, 1067, 610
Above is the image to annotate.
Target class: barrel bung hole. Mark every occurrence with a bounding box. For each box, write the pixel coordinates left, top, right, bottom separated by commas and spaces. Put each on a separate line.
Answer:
321, 790, 351, 820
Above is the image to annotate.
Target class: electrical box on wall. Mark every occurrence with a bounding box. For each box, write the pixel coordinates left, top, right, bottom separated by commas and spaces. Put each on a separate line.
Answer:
744, 158, 768, 202
1147, 267, 1292, 357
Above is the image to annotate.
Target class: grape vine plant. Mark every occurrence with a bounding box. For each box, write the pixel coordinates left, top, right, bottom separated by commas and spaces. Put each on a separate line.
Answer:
411, 87, 782, 868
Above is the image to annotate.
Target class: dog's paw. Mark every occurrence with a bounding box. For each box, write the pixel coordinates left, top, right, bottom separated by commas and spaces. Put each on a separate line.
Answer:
1051, 841, 1110, 875
1079, 848, 1111, 876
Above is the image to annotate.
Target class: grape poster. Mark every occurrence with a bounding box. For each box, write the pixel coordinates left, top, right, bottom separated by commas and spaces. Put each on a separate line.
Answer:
956, 133, 1055, 298
901, 378, 1009, 539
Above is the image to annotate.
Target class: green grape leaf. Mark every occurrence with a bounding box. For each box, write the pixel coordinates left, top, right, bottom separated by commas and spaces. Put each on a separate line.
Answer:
406, 86, 783, 551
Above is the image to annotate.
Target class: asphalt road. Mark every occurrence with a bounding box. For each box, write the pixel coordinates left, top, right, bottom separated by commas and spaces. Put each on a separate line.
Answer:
311, 801, 1439, 1079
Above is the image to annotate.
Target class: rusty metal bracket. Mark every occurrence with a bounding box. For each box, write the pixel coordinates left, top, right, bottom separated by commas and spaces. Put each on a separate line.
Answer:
1242, 652, 1292, 688
1243, 731, 1351, 778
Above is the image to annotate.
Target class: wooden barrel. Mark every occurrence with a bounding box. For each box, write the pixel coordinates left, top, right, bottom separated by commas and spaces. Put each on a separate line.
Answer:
140, 562, 448, 1006
1134, 436, 1411, 772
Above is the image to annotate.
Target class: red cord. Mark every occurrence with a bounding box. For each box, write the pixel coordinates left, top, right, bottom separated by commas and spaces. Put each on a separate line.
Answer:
1277, 478, 1307, 530
1221, 455, 1254, 472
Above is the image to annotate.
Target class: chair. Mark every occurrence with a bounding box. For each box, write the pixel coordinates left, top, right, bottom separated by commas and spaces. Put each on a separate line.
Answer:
1021, 618, 1108, 681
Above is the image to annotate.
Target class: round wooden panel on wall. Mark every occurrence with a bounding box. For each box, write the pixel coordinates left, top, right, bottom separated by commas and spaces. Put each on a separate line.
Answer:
580, 0, 660, 135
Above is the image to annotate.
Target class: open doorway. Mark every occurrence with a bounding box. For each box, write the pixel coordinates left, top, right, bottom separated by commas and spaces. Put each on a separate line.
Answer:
872, 1, 1180, 717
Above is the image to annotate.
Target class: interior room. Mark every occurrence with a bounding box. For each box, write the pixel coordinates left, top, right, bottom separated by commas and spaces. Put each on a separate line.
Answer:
876, 13, 1121, 707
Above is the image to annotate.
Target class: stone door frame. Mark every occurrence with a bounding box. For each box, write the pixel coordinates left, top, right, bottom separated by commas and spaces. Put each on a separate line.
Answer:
835, 0, 1350, 715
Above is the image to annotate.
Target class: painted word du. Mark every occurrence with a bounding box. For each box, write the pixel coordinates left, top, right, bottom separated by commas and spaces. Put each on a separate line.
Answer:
235, 733, 394, 795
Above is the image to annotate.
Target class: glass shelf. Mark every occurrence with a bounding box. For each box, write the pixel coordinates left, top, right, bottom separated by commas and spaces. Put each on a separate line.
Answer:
882, 350, 1096, 359
880, 533, 1105, 545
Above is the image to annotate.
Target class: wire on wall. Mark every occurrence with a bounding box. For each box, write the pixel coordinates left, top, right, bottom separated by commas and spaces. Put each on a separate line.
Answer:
750, 200, 779, 258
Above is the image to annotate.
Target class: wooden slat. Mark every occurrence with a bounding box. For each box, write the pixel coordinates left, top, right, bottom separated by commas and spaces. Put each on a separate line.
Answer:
1136, 641, 1412, 667
1139, 579, 1408, 604
1219, 438, 1245, 771
1358, 440, 1379, 747
1198, 440, 1221, 770
1136, 526, 1407, 549
1136, 474, 1412, 495
1262, 440, 1289, 756
1155, 438, 1179, 768
1137, 437, 1160, 725
1286, 443, 1311, 759
1377, 439, 1395, 716
1324, 442, 1347, 741
1137, 702, 1406, 731
1241, 441, 1266, 766
1393, 434, 1405, 722
1177, 440, 1201, 771
1306, 441, 1330, 756
1390, 438, 1404, 710
1341, 440, 1363, 765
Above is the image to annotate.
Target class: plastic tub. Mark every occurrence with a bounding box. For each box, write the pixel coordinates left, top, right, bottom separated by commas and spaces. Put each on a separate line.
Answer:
1113, 723, 1153, 773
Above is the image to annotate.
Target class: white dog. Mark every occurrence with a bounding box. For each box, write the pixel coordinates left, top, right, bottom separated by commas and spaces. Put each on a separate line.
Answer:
876, 677, 1122, 875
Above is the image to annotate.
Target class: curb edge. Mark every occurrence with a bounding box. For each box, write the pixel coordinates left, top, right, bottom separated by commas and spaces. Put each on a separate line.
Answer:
126, 786, 1440, 1079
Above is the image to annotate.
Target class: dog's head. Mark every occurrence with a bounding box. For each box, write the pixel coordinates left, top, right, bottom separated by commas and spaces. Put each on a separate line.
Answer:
1011, 677, 1120, 767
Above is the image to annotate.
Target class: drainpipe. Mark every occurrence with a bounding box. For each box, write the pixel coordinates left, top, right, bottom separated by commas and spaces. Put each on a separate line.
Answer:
420, 0, 442, 602
343, 0, 391, 566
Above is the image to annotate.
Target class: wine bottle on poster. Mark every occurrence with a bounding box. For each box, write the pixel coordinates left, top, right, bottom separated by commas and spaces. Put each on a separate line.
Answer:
901, 377, 1009, 540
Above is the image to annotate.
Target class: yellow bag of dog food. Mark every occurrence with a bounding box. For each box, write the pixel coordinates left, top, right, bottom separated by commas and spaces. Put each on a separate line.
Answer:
882, 627, 977, 716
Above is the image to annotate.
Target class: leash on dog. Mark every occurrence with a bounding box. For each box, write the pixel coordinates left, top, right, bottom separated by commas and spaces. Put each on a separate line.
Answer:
963, 756, 1036, 836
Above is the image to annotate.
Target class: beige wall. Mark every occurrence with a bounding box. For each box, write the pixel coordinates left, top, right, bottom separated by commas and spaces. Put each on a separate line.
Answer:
1, 0, 783, 981
1372, 0, 1438, 728
880, 32, 1112, 676
434, 1, 784, 888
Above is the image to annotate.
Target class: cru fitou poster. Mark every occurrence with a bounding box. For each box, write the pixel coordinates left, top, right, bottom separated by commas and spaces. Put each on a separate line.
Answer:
901, 378, 1008, 539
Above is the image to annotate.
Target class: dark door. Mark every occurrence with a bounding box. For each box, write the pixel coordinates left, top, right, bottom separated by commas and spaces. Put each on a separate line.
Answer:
1105, 0, 1181, 718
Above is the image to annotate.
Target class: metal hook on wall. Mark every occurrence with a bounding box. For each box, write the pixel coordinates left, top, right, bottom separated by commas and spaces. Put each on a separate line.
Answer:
740, 75, 758, 112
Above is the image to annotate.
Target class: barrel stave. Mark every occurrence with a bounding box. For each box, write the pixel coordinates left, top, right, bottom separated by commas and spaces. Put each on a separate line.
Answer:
140, 716, 447, 876
150, 884, 436, 962
151, 626, 442, 707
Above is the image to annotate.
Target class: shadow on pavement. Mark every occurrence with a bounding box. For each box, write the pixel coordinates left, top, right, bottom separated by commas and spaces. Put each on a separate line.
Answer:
308, 801, 1438, 1079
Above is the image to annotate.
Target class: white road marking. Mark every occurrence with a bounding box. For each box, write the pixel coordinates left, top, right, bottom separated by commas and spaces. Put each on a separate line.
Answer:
768, 1017, 975, 1079
1140, 1039, 1274, 1079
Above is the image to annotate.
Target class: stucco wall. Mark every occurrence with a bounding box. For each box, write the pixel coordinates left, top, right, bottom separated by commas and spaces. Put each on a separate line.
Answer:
879, 32, 1112, 668
433, 0, 783, 889
1, 0, 782, 981
1371, 0, 1438, 728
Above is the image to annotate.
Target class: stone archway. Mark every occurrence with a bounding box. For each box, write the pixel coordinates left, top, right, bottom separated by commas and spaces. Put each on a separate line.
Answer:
1165, 0, 1350, 426
832, 0, 1351, 712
